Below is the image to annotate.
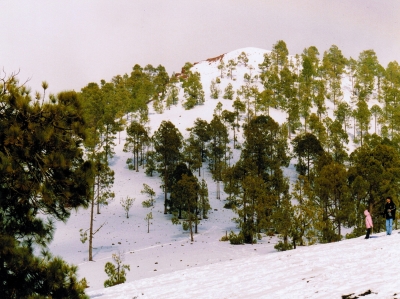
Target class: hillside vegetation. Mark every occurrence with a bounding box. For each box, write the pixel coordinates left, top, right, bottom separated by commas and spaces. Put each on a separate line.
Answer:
2, 40, 400, 297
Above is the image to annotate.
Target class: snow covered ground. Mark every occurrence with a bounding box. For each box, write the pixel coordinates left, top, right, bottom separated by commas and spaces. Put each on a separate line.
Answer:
87, 231, 400, 299
46, 47, 400, 298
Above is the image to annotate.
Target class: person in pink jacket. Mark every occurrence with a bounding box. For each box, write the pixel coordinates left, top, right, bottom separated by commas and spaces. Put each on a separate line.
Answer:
364, 209, 373, 239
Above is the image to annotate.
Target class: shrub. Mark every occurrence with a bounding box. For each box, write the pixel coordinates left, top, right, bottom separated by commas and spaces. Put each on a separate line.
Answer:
274, 241, 293, 251
104, 253, 130, 288
229, 231, 244, 245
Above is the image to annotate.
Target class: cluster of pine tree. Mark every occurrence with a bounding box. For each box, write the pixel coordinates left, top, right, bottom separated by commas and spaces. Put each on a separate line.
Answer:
78, 42, 400, 251
206, 41, 400, 248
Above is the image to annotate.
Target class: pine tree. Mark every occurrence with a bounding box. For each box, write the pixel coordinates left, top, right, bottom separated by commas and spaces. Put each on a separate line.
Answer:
223, 83, 235, 100
355, 50, 379, 100
210, 79, 221, 99
124, 120, 149, 172
217, 59, 226, 78
166, 84, 180, 109
292, 133, 324, 180
182, 71, 205, 109
315, 162, 352, 241
271, 40, 289, 71
320, 45, 347, 107
141, 183, 156, 207
237, 51, 249, 67
153, 121, 183, 213
227, 59, 237, 79
171, 174, 200, 241
191, 118, 211, 172
104, 253, 130, 288
120, 196, 135, 218
199, 179, 211, 219
0, 76, 90, 297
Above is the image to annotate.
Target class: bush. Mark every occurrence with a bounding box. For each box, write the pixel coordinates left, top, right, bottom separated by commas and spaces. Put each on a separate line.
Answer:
229, 231, 244, 245
223, 201, 235, 209
220, 231, 229, 241
274, 241, 293, 251
104, 253, 130, 288
345, 226, 365, 239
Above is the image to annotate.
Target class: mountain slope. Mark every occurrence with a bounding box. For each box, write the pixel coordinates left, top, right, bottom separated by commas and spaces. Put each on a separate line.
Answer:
88, 230, 400, 298
47, 46, 393, 296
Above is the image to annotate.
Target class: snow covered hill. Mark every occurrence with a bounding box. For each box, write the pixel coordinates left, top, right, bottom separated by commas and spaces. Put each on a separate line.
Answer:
46, 47, 399, 298
87, 231, 400, 299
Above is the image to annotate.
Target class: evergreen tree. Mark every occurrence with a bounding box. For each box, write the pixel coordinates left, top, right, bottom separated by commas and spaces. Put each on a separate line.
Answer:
120, 196, 135, 218
292, 133, 324, 180
153, 121, 183, 213
190, 118, 211, 173
199, 179, 211, 219
237, 51, 249, 67
326, 120, 349, 163
207, 115, 229, 181
182, 71, 205, 109
141, 183, 156, 207
227, 59, 237, 79
234, 174, 269, 244
232, 97, 246, 132
210, 79, 221, 99
290, 176, 320, 247
271, 40, 289, 71
170, 163, 193, 218
171, 174, 200, 241
354, 99, 371, 146
124, 121, 149, 172
315, 162, 352, 241
370, 104, 383, 134
103, 253, 130, 288
321, 45, 347, 106
166, 84, 180, 109
0, 76, 90, 297
223, 83, 235, 100
382, 61, 400, 138
183, 133, 203, 174
258, 52, 271, 74
221, 110, 237, 147
308, 113, 328, 148
217, 59, 226, 78
355, 50, 379, 100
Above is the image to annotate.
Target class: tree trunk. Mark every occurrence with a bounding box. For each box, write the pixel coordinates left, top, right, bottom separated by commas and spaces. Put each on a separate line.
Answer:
89, 192, 95, 261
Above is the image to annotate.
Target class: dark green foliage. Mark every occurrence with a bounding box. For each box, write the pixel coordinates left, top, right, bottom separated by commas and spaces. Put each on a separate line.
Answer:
104, 253, 130, 288
124, 121, 149, 172
0, 76, 90, 297
228, 231, 244, 245
227, 115, 290, 244
207, 115, 229, 180
292, 133, 324, 179
348, 143, 400, 227
315, 162, 352, 241
170, 174, 200, 241
223, 83, 235, 100
182, 71, 205, 109
271, 40, 289, 70
153, 121, 183, 213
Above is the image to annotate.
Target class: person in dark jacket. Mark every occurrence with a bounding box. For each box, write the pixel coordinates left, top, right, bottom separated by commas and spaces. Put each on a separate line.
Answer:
384, 197, 396, 235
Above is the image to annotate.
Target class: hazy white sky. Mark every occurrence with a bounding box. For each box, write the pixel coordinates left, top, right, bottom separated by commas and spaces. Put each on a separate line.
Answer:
1, 0, 399, 95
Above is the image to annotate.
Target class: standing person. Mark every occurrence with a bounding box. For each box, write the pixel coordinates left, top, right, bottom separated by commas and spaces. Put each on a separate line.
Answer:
364, 209, 373, 239
383, 197, 396, 235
